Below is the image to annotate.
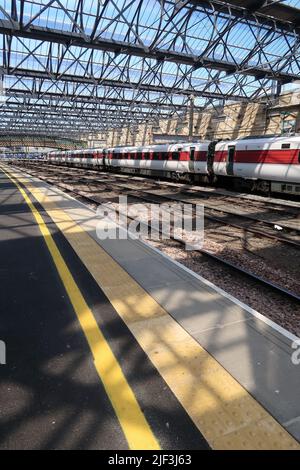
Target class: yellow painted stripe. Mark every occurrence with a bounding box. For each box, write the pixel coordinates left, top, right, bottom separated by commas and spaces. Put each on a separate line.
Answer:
1, 166, 160, 451
5, 166, 300, 450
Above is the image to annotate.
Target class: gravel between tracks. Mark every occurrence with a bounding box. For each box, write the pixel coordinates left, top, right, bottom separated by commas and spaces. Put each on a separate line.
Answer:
146, 239, 300, 337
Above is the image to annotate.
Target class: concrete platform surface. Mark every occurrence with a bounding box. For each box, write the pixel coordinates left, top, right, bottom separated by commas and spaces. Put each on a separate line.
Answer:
1, 164, 299, 450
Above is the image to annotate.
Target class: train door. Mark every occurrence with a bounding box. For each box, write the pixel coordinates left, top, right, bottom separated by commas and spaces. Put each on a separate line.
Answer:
189, 147, 195, 172
226, 145, 235, 176
103, 150, 107, 169
207, 141, 217, 177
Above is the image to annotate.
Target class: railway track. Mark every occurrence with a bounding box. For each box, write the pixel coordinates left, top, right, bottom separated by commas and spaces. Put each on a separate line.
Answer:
14, 161, 300, 248
21, 159, 300, 212
97, 181, 300, 248
10, 162, 300, 305
18, 159, 300, 209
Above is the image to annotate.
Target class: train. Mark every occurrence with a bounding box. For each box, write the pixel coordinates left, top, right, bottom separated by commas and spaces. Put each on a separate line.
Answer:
46, 134, 300, 196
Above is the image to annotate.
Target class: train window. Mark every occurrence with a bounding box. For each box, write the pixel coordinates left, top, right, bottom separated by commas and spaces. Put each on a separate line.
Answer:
282, 143, 290, 149
172, 148, 182, 161
298, 151, 300, 164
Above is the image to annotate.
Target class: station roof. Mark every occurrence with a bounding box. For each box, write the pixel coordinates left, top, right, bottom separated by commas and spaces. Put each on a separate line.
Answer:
0, 0, 300, 139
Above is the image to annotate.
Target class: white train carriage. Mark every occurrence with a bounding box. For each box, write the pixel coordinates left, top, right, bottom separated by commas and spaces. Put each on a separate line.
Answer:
105, 142, 211, 177
48, 151, 63, 163
46, 135, 300, 195
213, 135, 300, 194
48, 148, 105, 167
68, 149, 93, 166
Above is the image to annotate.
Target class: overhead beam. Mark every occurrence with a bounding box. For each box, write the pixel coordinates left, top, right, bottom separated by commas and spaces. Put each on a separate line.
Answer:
1, 0, 298, 140
0, 19, 297, 83
3, 90, 203, 111
0, 106, 171, 119
2, 68, 259, 100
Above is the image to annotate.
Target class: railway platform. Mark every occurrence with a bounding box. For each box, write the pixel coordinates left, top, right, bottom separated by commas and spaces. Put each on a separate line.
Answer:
0, 164, 300, 450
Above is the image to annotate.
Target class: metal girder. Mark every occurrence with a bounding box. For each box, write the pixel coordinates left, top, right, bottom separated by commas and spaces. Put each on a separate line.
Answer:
4, 92, 200, 111
0, 93, 175, 131
0, 24, 295, 83
0, 105, 172, 119
0, 1, 299, 82
0, 0, 299, 139
3, 68, 259, 100
3, 75, 205, 111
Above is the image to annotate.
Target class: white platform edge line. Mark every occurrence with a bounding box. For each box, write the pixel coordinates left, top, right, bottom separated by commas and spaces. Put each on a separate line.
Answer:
10, 166, 300, 344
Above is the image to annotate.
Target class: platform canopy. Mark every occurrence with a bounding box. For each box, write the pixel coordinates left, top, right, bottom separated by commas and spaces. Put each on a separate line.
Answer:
0, 0, 300, 138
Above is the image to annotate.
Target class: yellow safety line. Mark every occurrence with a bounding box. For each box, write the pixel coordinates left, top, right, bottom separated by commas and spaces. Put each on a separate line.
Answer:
4, 166, 300, 450
1, 166, 160, 451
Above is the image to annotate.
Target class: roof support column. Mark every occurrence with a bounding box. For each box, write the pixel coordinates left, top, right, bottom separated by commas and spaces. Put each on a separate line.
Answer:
188, 94, 195, 142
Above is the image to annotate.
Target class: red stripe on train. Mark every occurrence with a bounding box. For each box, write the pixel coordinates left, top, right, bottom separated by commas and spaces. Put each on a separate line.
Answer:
104, 151, 207, 161
214, 150, 300, 164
